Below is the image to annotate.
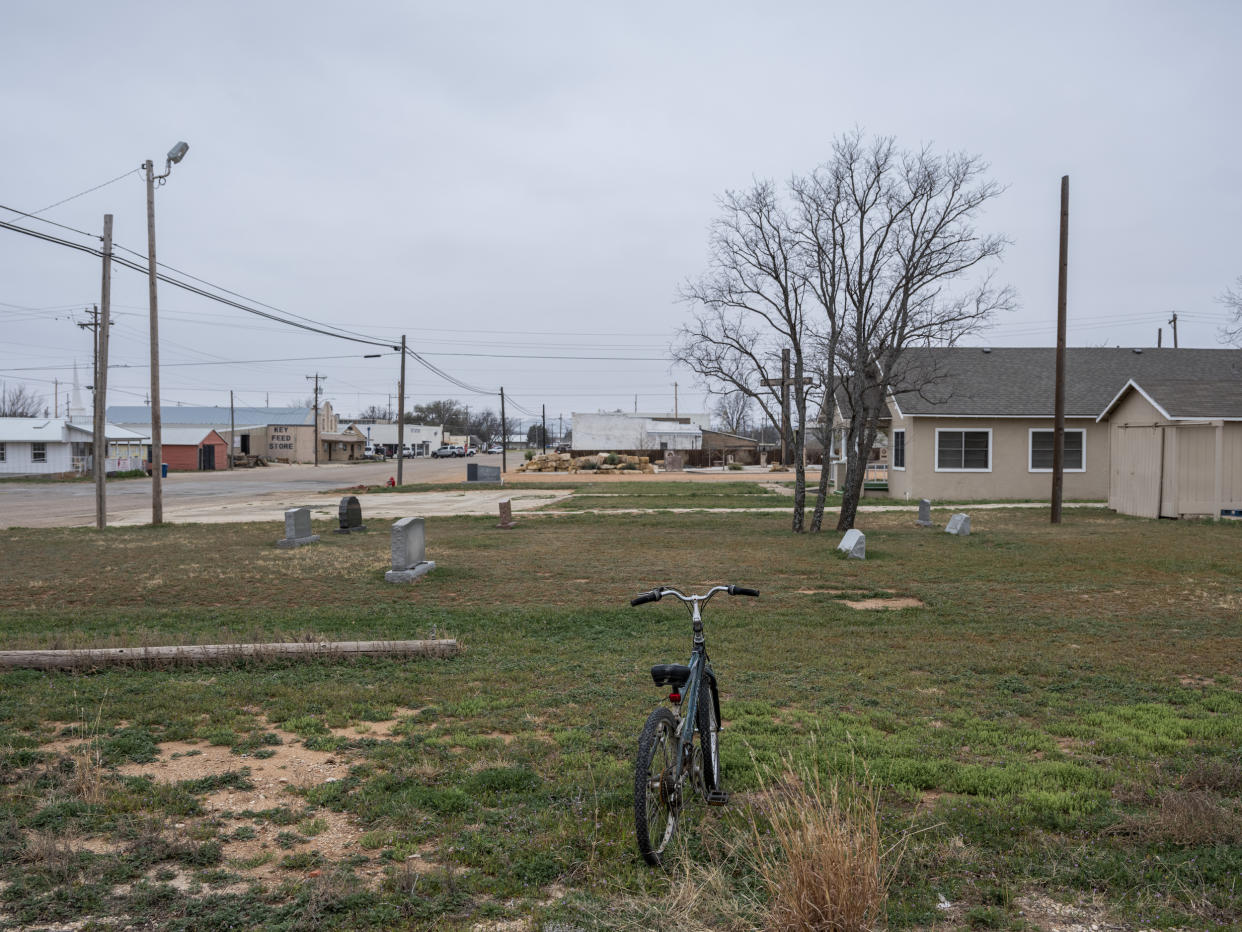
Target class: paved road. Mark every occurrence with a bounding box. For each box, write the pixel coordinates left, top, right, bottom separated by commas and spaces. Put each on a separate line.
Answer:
1, 454, 511, 528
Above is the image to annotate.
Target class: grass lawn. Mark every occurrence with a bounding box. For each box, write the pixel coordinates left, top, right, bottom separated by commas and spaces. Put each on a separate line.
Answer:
0, 502, 1240, 930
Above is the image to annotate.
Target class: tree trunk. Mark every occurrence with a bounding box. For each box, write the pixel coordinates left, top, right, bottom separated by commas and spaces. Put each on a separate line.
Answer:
836, 422, 876, 531
790, 357, 808, 532
809, 401, 834, 532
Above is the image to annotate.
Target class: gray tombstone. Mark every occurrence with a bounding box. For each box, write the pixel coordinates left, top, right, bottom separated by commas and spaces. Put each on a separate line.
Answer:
335, 495, 367, 534
277, 507, 320, 548
385, 517, 436, 583
916, 499, 933, 527
664, 453, 685, 472
837, 528, 866, 559
945, 513, 971, 536
467, 463, 502, 483
497, 498, 516, 529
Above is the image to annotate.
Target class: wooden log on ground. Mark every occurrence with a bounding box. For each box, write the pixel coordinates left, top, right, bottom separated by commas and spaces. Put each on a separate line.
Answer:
0, 639, 460, 671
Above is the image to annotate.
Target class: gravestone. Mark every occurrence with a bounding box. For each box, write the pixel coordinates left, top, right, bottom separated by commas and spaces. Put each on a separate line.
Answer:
385, 517, 435, 583
916, 499, 933, 527
334, 495, 367, 533
837, 529, 866, 559
664, 453, 685, 472
497, 498, 516, 529
467, 463, 502, 483
945, 513, 971, 536
277, 507, 319, 548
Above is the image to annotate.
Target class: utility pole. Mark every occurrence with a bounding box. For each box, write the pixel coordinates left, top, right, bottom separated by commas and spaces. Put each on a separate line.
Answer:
500, 387, 507, 474
397, 335, 406, 485
54, 378, 58, 417
1158, 327, 1163, 348
1052, 175, 1069, 525
542, 404, 547, 454
306, 374, 325, 466
94, 215, 113, 529
559, 413, 563, 447
229, 390, 235, 470
1168, 311, 1179, 348
674, 382, 678, 420
144, 159, 165, 524
144, 142, 189, 525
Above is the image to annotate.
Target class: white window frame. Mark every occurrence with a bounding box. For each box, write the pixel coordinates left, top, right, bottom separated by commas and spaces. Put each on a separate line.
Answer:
891, 429, 906, 470
1028, 428, 1086, 473
32, 442, 47, 464
0, 442, 5, 462
934, 428, 992, 473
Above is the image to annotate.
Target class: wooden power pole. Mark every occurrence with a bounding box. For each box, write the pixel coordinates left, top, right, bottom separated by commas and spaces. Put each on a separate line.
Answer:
760, 348, 812, 467
94, 215, 113, 529
229, 390, 235, 470
542, 404, 547, 454
397, 335, 406, 485
1052, 175, 1069, 525
1168, 311, 1179, 348
306, 374, 325, 466
144, 160, 165, 525
500, 387, 507, 474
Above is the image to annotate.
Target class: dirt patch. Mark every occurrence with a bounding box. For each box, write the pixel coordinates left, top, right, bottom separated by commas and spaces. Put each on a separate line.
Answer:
842, 597, 925, 610
1014, 891, 1132, 931
1179, 674, 1215, 688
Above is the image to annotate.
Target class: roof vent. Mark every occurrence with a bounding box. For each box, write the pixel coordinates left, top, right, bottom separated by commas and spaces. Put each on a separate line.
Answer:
1133, 348, 1143, 354
981, 347, 991, 353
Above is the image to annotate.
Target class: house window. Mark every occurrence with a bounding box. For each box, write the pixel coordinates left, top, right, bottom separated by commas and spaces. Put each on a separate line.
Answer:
32, 442, 47, 464
935, 429, 990, 471
1029, 429, 1085, 472
0, 443, 5, 462
892, 430, 905, 470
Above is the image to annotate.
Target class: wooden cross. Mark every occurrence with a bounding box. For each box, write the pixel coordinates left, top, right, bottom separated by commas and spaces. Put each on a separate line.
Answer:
760, 348, 815, 466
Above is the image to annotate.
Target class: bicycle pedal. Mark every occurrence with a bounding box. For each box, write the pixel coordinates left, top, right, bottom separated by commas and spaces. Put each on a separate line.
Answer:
705, 790, 730, 806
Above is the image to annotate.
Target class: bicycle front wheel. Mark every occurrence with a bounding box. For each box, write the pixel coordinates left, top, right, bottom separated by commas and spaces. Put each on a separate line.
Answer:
697, 677, 721, 793
634, 706, 680, 867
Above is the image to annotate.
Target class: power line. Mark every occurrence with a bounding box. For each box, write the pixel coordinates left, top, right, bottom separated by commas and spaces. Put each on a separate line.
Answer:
28, 169, 143, 216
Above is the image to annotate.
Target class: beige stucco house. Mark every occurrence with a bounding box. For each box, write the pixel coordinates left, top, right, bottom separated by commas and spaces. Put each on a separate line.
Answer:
856, 347, 1242, 508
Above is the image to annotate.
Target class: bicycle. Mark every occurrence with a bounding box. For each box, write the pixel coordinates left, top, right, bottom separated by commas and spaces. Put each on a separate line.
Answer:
629, 583, 759, 867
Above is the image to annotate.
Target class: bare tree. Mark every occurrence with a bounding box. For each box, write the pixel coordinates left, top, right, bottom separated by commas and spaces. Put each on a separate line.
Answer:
711, 391, 752, 434
675, 181, 817, 531
470, 409, 502, 445
358, 403, 393, 421
1219, 276, 1242, 347
0, 382, 43, 417
816, 134, 1013, 530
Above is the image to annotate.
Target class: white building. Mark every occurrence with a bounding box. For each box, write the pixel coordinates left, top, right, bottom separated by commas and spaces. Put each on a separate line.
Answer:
571, 412, 705, 452
0, 417, 147, 476
350, 423, 443, 456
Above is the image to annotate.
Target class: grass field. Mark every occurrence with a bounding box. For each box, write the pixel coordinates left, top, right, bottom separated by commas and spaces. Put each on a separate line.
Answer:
1, 501, 1240, 930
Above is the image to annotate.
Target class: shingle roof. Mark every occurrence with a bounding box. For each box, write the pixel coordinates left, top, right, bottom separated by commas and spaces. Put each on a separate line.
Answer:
106, 406, 314, 426
888, 348, 1242, 417
1102, 379, 1242, 420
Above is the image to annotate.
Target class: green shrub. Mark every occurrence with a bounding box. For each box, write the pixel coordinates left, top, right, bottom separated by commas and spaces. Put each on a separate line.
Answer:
524, 450, 534, 461
580, 460, 598, 471
604, 454, 621, 466
729, 462, 744, 470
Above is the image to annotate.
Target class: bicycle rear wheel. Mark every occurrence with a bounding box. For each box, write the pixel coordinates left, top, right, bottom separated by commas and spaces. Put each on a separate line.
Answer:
634, 706, 680, 866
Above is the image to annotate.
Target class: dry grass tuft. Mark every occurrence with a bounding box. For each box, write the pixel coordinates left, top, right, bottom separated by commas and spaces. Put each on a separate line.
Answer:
745, 760, 899, 932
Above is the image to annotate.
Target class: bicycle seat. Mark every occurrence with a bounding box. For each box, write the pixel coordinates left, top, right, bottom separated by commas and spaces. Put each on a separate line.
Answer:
650, 664, 691, 688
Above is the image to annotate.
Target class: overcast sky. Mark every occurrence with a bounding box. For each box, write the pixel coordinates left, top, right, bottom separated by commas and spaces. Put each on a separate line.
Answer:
2, 1, 1238, 430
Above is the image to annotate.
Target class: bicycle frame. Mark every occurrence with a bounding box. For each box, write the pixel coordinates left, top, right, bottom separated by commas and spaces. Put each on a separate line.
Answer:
654, 585, 729, 789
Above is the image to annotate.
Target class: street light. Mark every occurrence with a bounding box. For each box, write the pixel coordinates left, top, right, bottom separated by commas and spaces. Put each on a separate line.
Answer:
144, 140, 189, 525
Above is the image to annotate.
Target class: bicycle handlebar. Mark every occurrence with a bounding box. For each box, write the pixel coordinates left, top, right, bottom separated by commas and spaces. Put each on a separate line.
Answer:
629, 585, 759, 606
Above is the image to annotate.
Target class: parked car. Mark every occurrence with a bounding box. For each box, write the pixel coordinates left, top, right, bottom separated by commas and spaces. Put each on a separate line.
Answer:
486, 444, 503, 454
364, 444, 385, 458
466, 447, 478, 456
431, 445, 457, 458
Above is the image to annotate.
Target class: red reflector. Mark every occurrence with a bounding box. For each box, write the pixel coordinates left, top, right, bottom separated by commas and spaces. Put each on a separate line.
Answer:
668, 692, 681, 703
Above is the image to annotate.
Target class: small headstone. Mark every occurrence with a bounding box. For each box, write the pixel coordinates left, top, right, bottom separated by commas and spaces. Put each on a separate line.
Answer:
837, 528, 866, 559
497, 498, 516, 529
385, 517, 436, 583
277, 507, 320, 548
664, 453, 685, 472
334, 495, 367, 534
945, 513, 971, 536
916, 499, 933, 527
467, 463, 502, 483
